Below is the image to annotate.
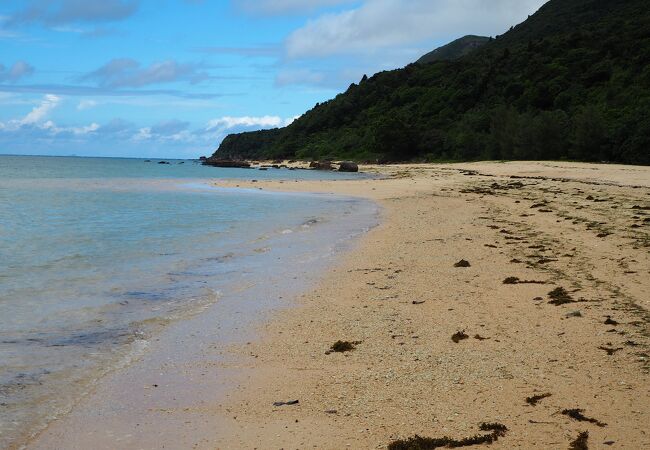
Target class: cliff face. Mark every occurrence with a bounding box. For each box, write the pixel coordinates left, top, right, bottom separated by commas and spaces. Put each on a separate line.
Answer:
212, 0, 650, 165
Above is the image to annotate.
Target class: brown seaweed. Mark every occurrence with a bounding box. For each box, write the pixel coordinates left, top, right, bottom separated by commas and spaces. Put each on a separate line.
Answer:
387, 423, 508, 450
561, 409, 606, 427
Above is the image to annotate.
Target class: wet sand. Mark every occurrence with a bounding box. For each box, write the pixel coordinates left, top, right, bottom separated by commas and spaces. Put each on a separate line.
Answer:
30, 161, 650, 449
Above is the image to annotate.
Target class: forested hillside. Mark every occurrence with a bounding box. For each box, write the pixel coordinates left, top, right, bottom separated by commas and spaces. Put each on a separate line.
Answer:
214, 0, 650, 165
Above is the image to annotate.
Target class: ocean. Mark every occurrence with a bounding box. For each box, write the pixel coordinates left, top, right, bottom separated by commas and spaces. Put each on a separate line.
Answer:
0, 155, 378, 448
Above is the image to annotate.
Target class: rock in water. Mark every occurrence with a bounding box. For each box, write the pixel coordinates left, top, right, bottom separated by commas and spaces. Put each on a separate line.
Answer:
309, 161, 333, 170
202, 158, 251, 168
338, 161, 359, 172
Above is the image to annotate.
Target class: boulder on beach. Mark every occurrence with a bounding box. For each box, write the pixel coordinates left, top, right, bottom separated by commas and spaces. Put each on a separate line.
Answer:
338, 161, 359, 172
309, 161, 334, 171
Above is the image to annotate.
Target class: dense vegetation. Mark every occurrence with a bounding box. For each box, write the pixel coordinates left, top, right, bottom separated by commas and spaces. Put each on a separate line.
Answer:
214, 0, 650, 165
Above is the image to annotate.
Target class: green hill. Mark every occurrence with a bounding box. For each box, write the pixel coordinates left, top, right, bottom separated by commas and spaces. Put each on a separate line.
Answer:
416, 35, 491, 64
213, 0, 650, 165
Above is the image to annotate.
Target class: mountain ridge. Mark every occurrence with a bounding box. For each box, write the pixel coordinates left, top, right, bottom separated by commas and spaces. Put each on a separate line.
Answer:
416, 35, 491, 64
212, 0, 650, 165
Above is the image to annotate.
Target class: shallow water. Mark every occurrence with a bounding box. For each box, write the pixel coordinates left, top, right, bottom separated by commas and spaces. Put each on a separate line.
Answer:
0, 155, 377, 448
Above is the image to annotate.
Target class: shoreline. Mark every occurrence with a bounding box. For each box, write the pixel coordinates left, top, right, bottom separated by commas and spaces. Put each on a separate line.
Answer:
20, 182, 379, 450
28, 161, 650, 449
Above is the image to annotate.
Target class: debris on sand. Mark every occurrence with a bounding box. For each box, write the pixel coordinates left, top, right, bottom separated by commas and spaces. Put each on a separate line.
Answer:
454, 259, 471, 268
598, 345, 623, 356
548, 287, 575, 305
412, 300, 426, 305
273, 399, 299, 407
526, 393, 552, 406
604, 316, 618, 325
387, 423, 508, 450
561, 409, 607, 427
503, 277, 546, 285
327, 340, 359, 354
452, 331, 469, 343
569, 431, 589, 450
474, 334, 490, 341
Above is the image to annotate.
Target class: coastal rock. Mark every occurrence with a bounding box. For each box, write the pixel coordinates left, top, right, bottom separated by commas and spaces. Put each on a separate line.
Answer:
202, 158, 251, 168
309, 161, 334, 171
338, 161, 359, 172
157, 161, 170, 164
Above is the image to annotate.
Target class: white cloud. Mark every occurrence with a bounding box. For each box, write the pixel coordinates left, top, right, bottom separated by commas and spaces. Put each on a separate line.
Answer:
0, 94, 99, 136
77, 99, 97, 110
20, 94, 60, 125
285, 0, 548, 58
206, 115, 285, 131
0, 61, 35, 82
81, 58, 208, 88
236, 0, 355, 15
8, 0, 139, 26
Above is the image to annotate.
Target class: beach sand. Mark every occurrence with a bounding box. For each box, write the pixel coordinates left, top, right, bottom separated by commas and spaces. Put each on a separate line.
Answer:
29, 161, 649, 449
208, 161, 650, 449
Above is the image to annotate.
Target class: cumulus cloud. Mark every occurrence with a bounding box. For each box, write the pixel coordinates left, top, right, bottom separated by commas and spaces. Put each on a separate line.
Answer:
0, 61, 35, 82
285, 0, 548, 58
206, 115, 286, 131
81, 58, 208, 88
0, 93, 100, 137
235, 0, 355, 15
7, 0, 139, 26
20, 94, 60, 125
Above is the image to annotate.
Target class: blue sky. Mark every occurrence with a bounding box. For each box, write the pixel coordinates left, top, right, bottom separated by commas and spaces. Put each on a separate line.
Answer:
0, 0, 547, 158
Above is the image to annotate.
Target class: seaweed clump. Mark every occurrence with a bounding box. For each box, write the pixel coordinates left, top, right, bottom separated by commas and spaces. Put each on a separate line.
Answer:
387, 423, 508, 450
452, 331, 469, 343
525, 392, 552, 406
561, 409, 607, 427
327, 340, 359, 354
568, 431, 589, 450
548, 287, 575, 305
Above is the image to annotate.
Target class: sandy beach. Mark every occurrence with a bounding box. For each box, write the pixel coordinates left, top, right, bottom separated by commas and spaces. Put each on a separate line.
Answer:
29, 161, 649, 449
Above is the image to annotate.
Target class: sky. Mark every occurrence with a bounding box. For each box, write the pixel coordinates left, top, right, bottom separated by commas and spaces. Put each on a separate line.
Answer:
0, 0, 548, 158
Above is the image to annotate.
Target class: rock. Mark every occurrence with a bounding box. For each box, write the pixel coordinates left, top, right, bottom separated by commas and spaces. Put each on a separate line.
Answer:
202, 158, 251, 168
309, 161, 333, 170
338, 161, 359, 172
454, 259, 471, 268
199, 156, 207, 161
157, 161, 170, 164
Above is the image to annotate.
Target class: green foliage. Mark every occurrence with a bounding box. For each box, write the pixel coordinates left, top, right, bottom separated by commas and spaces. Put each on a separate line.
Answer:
214, 0, 650, 165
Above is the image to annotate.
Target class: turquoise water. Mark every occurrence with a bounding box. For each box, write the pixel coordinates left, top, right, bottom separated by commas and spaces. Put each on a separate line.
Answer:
0, 155, 377, 447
